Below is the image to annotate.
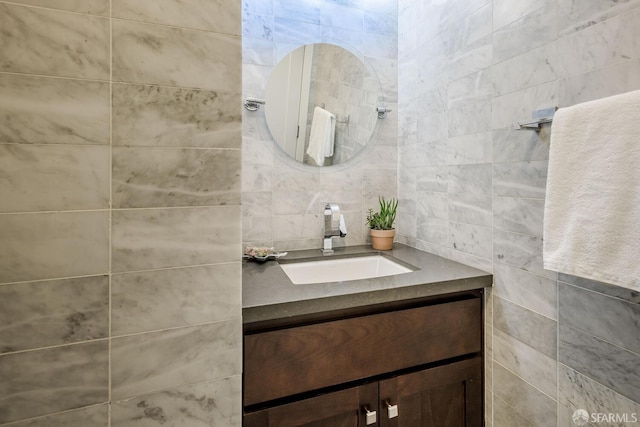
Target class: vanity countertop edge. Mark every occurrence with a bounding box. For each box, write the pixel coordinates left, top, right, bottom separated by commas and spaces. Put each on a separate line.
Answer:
243, 243, 493, 324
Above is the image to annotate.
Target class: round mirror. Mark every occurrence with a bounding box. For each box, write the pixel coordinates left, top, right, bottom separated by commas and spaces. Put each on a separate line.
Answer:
265, 43, 381, 167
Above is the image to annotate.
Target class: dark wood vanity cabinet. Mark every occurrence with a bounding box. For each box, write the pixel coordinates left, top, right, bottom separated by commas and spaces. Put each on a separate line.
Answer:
243, 291, 484, 426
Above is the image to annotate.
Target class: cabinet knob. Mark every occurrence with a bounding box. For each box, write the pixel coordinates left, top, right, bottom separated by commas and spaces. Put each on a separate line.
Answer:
363, 406, 377, 425
386, 400, 399, 419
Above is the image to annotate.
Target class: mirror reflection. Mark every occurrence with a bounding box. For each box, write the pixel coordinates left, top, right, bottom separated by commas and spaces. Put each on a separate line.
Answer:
265, 43, 380, 167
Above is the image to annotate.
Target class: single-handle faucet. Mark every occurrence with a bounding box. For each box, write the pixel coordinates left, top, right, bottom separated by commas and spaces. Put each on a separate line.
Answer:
323, 203, 347, 254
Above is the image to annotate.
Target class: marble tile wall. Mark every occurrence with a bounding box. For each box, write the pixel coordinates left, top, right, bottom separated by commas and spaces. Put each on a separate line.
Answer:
398, 0, 640, 426
242, 0, 399, 251
0, 0, 242, 425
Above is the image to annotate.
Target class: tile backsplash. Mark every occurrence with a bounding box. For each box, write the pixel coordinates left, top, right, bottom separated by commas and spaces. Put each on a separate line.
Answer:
241, 0, 399, 251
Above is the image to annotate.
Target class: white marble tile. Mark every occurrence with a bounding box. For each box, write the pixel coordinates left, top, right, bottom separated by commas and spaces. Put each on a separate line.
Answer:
321, 3, 364, 31
494, 229, 556, 280
273, 17, 321, 44
242, 215, 274, 246
492, 128, 550, 163
449, 193, 492, 227
272, 214, 322, 241
494, 295, 557, 359
417, 191, 448, 219
112, 206, 241, 273
111, 376, 241, 427
558, 363, 640, 426
0, 276, 108, 354
559, 283, 640, 354
416, 215, 448, 247
493, 263, 558, 320
242, 191, 273, 217
243, 37, 275, 66
491, 81, 557, 130
559, 325, 640, 403
446, 131, 493, 165
493, 196, 544, 236
448, 3, 492, 55
111, 320, 242, 400
558, 8, 640, 78
0, 341, 109, 424
0, 74, 110, 145
414, 0, 450, 45
364, 11, 398, 37
448, 34, 493, 83
0, 144, 109, 213
493, 0, 554, 31
493, 161, 548, 198
243, 0, 273, 16
493, 6, 557, 64
113, 20, 241, 91
276, 0, 321, 25
242, 12, 274, 41
113, 0, 241, 35
493, 396, 535, 427
112, 84, 241, 149
448, 221, 493, 260
493, 363, 558, 426
112, 264, 241, 336
417, 34, 448, 92
416, 166, 448, 192
558, 0, 640, 36
558, 58, 640, 107
493, 328, 557, 397
7, 0, 109, 15
448, 164, 493, 195
3, 405, 109, 427
363, 144, 398, 169
448, 99, 492, 137
448, 69, 492, 109
416, 87, 448, 144
0, 211, 109, 284
112, 147, 241, 209
492, 43, 559, 97
0, 3, 109, 79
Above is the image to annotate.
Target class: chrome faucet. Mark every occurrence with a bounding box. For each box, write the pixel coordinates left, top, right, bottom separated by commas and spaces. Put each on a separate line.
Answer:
323, 203, 347, 254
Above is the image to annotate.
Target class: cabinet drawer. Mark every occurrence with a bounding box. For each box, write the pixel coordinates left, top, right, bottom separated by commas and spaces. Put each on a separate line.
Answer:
244, 297, 481, 406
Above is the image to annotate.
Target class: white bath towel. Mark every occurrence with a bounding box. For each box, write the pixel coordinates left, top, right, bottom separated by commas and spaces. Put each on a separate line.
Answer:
306, 106, 335, 166
543, 89, 640, 291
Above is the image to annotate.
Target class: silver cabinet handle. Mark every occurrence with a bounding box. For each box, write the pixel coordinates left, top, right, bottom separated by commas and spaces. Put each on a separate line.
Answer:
363, 406, 377, 425
386, 401, 398, 419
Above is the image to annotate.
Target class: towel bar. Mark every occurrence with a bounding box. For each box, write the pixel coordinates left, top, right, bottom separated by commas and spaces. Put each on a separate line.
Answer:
514, 107, 557, 130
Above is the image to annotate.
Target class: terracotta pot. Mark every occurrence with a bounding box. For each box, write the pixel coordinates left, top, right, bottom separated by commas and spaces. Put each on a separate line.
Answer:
370, 229, 395, 250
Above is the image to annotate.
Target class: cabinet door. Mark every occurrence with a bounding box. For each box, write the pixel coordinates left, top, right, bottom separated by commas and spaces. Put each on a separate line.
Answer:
379, 357, 482, 427
244, 382, 378, 427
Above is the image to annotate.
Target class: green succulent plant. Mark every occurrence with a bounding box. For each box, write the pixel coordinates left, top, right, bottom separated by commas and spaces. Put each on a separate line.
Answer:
366, 196, 398, 230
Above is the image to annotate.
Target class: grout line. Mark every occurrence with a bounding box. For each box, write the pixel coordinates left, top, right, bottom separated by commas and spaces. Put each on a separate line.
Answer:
494, 360, 559, 404
108, 1, 113, 424
0, 403, 109, 427
0, 338, 110, 357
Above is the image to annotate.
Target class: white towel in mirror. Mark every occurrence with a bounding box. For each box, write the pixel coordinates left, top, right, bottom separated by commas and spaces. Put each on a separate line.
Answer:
306, 107, 336, 166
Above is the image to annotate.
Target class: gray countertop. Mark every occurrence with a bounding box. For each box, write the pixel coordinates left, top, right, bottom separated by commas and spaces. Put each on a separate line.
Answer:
243, 244, 493, 323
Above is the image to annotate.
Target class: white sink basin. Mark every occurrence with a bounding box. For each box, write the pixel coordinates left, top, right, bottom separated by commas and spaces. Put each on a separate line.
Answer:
279, 255, 414, 285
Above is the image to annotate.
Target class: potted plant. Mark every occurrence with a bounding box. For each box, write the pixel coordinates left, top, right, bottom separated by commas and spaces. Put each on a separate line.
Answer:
366, 196, 398, 250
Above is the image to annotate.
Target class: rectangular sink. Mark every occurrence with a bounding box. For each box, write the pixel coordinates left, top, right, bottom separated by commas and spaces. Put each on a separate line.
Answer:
279, 254, 415, 285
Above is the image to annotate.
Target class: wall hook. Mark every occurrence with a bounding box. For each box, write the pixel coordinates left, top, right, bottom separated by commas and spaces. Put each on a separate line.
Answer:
244, 97, 266, 111
377, 106, 392, 119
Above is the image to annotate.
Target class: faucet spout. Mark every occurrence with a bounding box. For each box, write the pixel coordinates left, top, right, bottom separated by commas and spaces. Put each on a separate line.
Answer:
323, 203, 347, 254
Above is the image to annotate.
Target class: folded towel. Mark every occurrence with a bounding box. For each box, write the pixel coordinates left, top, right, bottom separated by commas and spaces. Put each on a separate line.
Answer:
306, 107, 336, 166
543, 89, 640, 291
